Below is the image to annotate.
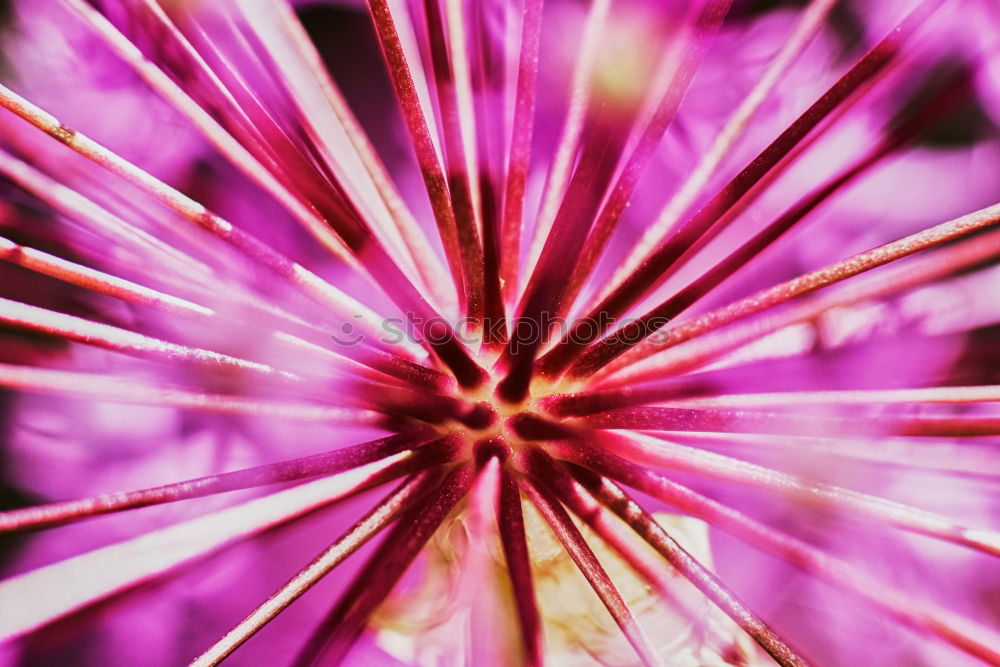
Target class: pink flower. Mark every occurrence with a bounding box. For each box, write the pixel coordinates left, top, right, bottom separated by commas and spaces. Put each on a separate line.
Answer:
0, 0, 999, 665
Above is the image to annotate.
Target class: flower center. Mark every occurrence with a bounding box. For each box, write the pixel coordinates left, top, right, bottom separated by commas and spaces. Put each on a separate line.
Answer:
407, 357, 572, 464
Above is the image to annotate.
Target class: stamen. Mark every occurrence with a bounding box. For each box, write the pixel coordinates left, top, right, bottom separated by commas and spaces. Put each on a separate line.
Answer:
0, 84, 393, 344
557, 335, 1000, 413
0, 83, 491, 385
0, 148, 210, 281
530, 452, 808, 667
469, 0, 512, 348
0, 432, 446, 533
554, 0, 732, 325
496, 100, 636, 402
618, 0, 837, 279
583, 406, 1000, 438
0, 147, 442, 386
555, 0, 947, 354
465, 455, 510, 664
650, 386, 1000, 408
0, 150, 330, 349
601, 203, 1000, 385
291, 464, 474, 666
521, 474, 663, 667
269, 0, 451, 308
0, 232, 449, 389
499, 0, 544, 301
661, 432, 1000, 479
555, 442, 1000, 664
0, 364, 380, 426
421, 0, 487, 324
0, 234, 211, 317
565, 69, 975, 378
0, 457, 417, 641
61, 0, 359, 270
365, 0, 476, 318
190, 470, 444, 666
0, 298, 298, 382
569, 433, 1000, 557
525, 0, 611, 283
497, 469, 543, 665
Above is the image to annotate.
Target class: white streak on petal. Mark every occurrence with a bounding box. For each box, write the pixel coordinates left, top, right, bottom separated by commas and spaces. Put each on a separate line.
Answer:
0, 454, 407, 641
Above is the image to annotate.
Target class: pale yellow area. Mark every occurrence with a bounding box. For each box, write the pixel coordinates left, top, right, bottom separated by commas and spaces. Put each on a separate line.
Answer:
373, 499, 767, 666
